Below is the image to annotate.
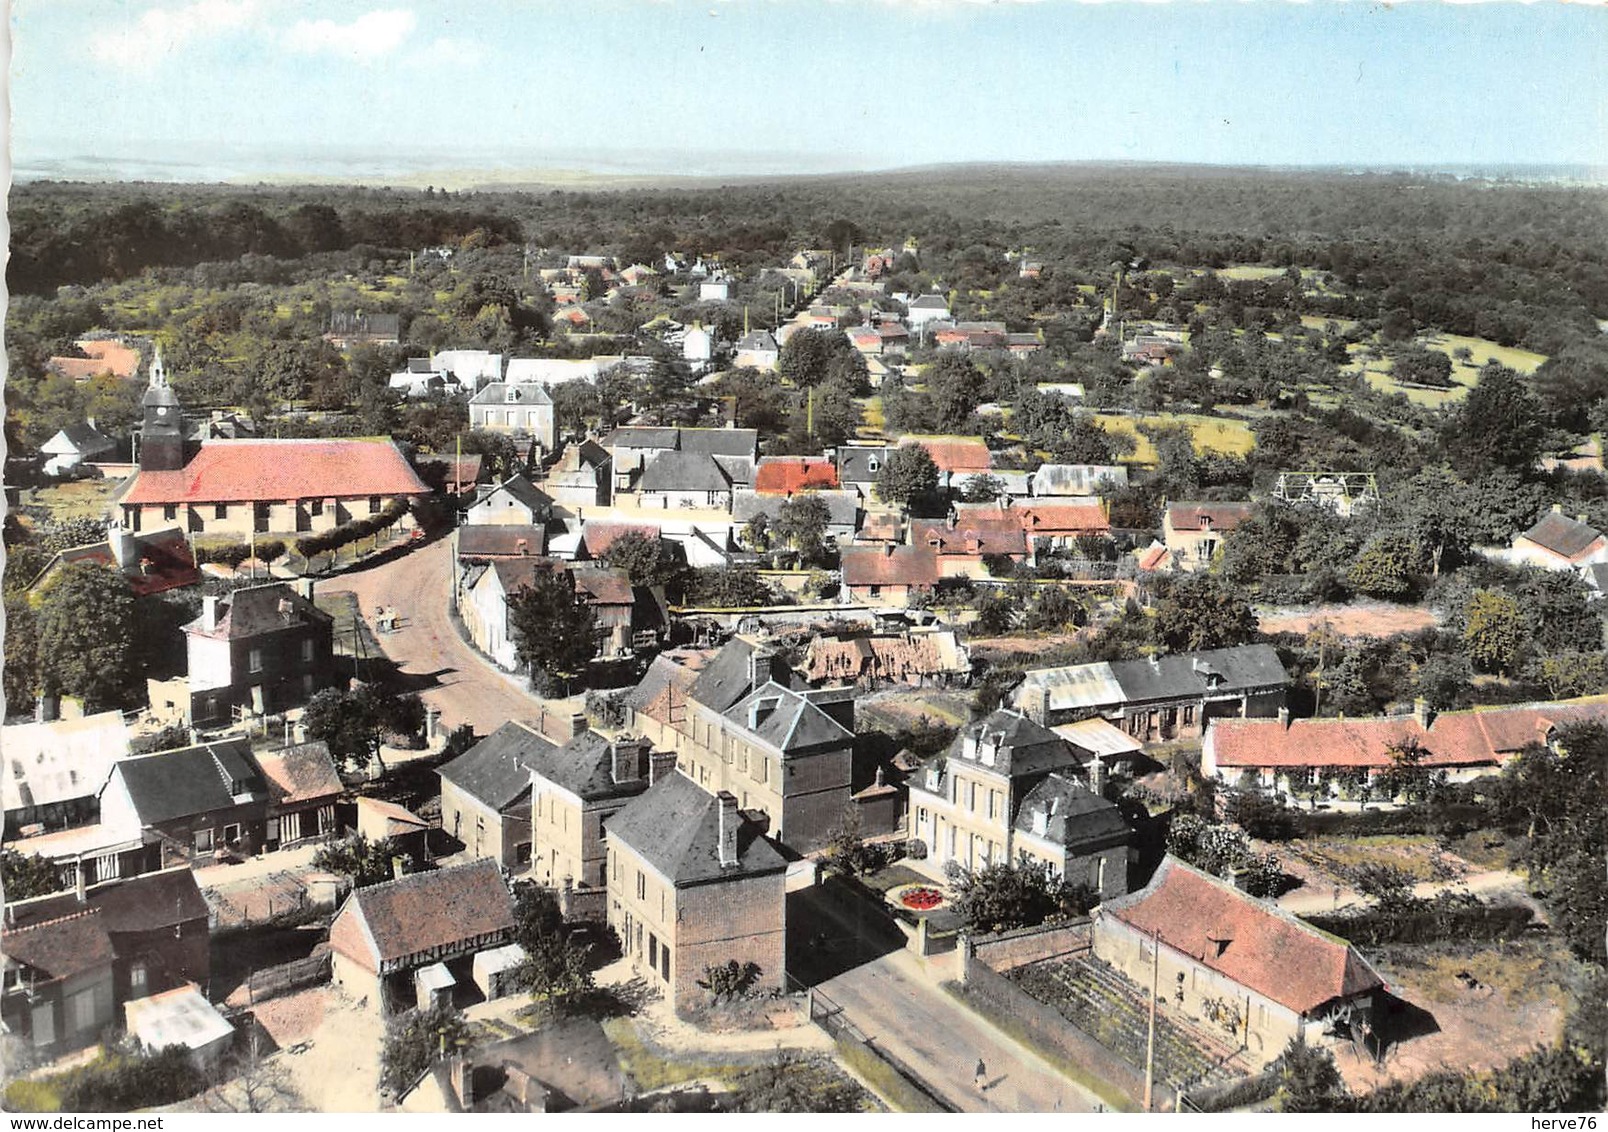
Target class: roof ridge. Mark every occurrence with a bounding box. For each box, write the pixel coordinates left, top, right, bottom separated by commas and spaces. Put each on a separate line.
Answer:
5, 907, 104, 934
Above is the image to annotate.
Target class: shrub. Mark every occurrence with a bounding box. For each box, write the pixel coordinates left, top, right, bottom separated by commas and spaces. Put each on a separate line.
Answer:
380, 1006, 471, 1097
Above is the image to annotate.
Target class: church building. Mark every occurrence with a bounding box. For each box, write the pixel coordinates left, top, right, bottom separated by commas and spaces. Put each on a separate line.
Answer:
114, 350, 429, 538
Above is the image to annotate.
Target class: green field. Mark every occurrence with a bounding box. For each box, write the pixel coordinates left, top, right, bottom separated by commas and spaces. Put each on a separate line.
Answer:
1347, 332, 1548, 408
1092, 412, 1256, 464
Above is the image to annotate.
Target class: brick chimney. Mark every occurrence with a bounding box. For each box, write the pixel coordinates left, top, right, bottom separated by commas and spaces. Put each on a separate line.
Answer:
716, 791, 740, 867
1087, 756, 1107, 796
610, 735, 648, 784
648, 749, 678, 785
746, 643, 775, 691
202, 595, 219, 632
1413, 697, 1435, 729
449, 1055, 476, 1107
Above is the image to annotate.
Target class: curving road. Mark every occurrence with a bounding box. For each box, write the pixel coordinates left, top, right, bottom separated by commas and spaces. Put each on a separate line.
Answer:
323, 536, 550, 738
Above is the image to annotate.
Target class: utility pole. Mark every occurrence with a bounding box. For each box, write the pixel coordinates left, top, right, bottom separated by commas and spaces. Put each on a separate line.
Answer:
1143, 927, 1160, 1112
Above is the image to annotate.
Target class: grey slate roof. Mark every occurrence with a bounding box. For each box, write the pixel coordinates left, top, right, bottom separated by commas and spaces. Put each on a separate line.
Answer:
945, 710, 1082, 780
837, 447, 891, 484
46, 422, 116, 454
526, 731, 652, 802
1014, 772, 1132, 850
6, 867, 209, 933
724, 681, 853, 753
470, 382, 554, 406
1107, 644, 1286, 703
640, 451, 732, 494
1521, 511, 1605, 559
732, 489, 859, 528
604, 774, 787, 886
184, 583, 331, 640
679, 428, 759, 458
438, 721, 555, 813
688, 638, 796, 712
604, 427, 679, 450
477, 474, 554, 515
737, 331, 778, 352
108, 738, 265, 826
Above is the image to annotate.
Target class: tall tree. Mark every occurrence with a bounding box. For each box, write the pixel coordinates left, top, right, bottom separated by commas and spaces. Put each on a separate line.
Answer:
34, 564, 138, 710
875, 444, 940, 509
507, 571, 599, 694
1151, 574, 1258, 652
1443, 364, 1545, 478
1464, 588, 1525, 675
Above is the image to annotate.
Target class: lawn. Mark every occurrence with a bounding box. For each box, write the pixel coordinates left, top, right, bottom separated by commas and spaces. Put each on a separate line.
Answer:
1091, 413, 1256, 464
1422, 332, 1547, 375
1293, 834, 1464, 886
860, 395, 885, 435
20, 478, 123, 525
601, 1016, 743, 1091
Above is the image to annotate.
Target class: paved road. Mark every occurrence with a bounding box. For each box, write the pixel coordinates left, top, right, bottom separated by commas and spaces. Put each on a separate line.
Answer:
323, 536, 550, 737
820, 948, 1101, 1113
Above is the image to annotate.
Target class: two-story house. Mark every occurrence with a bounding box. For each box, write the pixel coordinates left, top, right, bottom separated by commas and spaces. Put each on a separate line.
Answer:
468, 383, 557, 452
1161, 502, 1255, 571
463, 475, 555, 528
603, 777, 786, 1017
183, 581, 338, 727
437, 721, 557, 868
907, 710, 1131, 897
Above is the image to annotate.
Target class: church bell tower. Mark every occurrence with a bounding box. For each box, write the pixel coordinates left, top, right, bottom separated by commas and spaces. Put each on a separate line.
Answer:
139, 345, 186, 471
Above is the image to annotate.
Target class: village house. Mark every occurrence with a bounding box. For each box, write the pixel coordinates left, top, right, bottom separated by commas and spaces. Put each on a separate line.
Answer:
1202, 696, 1608, 799
900, 437, 992, 488
912, 514, 1029, 577
47, 339, 143, 383
753, 456, 839, 495
933, 322, 1007, 351
356, 796, 433, 863
907, 709, 1131, 896
183, 581, 338, 727
836, 446, 892, 502
1005, 333, 1044, 355
1507, 507, 1608, 572
620, 648, 715, 754
1161, 501, 1255, 571
2, 867, 210, 1056
460, 559, 644, 669
1012, 644, 1288, 743
905, 293, 951, 330
526, 732, 677, 902
733, 489, 860, 545
734, 330, 780, 370
2, 711, 132, 837
952, 470, 1032, 500
840, 544, 941, 606
638, 451, 735, 511
671, 638, 855, 853
430, 350, 504, 390
41, 421, 116, 476
544, 440, 613, 511
802, 629, 971, 690
463, 474, 555, 527
328, 858, 516, 1014
683, 324, 716, 372
412, 453, 487, 501
98, 737, 342, 864
1030, 464, 1129, 497
604, 427, 758, 494
468, 383, 557, 452
1093, 856, 1385, 1067
437, 721, 556, 868
604, 775, 787, 1017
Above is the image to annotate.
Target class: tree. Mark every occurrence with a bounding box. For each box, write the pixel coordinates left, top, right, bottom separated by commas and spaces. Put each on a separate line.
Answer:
809, 377, 862, 448
1463, 588, 1525, 675
302, 686, 409, 773
875, 444, 940, 509
34, 564, 139, 710
823, 805, 878, 877
310, 834, 397, 888
1391, 343, 1454, 387
380, 1005, 472, 1096
4, 592, 40, 716
1276, 1037, 1345, 1113
1151, 574, 1258, 652
959, 473, 1006, 503
945, 857, 1087, 934
1394, 468, 1474, 578
778, 328, 865, 391
683, 566, 778, 608
924, 353, 985, 431
697, 959, 762, 1003
1347, 530, 1418, 598
507, 570, 600, 695
773, 494, 831, 565
600, 531, 686, 593
1, 847, 62, 900
1444, 364, 1545, 478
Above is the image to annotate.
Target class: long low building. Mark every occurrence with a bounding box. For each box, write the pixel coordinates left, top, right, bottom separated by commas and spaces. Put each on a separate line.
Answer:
1203, 696, 1608, 797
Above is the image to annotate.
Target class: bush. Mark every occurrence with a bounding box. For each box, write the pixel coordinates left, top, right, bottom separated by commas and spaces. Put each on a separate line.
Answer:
194, 541, 251, 567
380, 1005, 471, 1096
1304, 897, 1532, 946
3, 1044, 206, 1112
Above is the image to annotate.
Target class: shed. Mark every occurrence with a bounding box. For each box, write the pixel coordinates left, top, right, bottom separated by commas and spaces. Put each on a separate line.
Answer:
124, 984, 234, 1071
415, 962, 456, 1012
471, 943, 528, 1000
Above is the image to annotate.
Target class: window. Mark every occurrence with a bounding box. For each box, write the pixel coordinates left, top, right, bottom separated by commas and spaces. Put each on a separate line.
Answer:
248, 648, 264, 674
369, 496, 382, 514
301, 639, 315, 663
71, 990, 97, 1034
194, 828, 214, 853
163, 504, 178, 521
214, 503, 228, 520
988, 790, 998, 821
310, 499, 323, 516
130, 963, 148, 996
648, 934, 658, 968
223, 823, 241, 845
868, 585, 882, 597
636, 870, 646, 901
661, 944, 670, 982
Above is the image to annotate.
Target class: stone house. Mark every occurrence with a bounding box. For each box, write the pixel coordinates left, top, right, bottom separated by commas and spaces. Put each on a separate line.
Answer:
182, 580, 338, 727
545, 441, 613, 511
1508, 507, 1608, 572
468, 384, 557, 452
437, 721, 557, 868
839, 544, 940, 607
1093, 856, 1384, 1067
463, 474, 555, 528
638, 451, 735, 511
1161, 502, 1255, 572
603, 776, 787, 1018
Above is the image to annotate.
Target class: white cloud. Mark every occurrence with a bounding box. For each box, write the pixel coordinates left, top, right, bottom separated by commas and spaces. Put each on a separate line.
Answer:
285, 9, 418, 61
89, 0, 263, 67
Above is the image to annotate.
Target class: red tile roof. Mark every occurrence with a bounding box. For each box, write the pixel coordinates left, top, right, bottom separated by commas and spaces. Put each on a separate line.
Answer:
754, 458, 840, 494
1165, 502, 1254, 533
256, 742, 343, 807
123, 440, 428, 505
1016, 503, 1110, 536
914, 517, 1028, 557
48, 528, 201, 597
330, 858, 514, 974
569, 566, 634, 607
1137, 543, 1173, 571
899, 437, 991, 473
582, 522, 659, 558
842, 545, 941, 588
1207, 699, 1608, 770
1, 910, 116, 983
1102, 857, 1384, 1016
49, 340, 141, 381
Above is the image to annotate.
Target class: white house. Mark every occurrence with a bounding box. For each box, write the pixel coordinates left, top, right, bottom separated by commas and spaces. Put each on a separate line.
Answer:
468, 384, 556, 452
682, 324, 715, 372
430, 350, 504, 390
41, 421, 116, 475
905, 293, 951, 329
734, 331, 780, 371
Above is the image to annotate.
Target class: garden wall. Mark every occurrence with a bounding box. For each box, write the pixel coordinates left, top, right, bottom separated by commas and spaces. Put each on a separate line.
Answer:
972, 919, 1093, 971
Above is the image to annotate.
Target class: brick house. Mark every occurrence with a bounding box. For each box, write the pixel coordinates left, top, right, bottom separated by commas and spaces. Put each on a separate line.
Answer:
1161, 502, 1255, 571
1012, 644, 1288, 743
840, 544, 940, 606
183, 580, 338, 727
907, 710, 1131, 898
1093, 857, 1384, 1067
437, 722, 557, 868
2, 868, 210, 1055
1509, 507, 1608, 572
604, 776, 787, 1017
328, 859, 516, 1014
912, 514, 1029, 578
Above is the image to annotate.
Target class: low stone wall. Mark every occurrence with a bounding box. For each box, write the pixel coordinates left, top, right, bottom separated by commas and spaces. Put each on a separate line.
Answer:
972, 919, 1092, 972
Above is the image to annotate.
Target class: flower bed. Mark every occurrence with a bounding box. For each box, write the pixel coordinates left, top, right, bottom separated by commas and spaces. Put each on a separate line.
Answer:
886, 883, 948, 913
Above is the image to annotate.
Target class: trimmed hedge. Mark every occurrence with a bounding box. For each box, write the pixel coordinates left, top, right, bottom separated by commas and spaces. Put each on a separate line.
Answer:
296, 499, 411, 561
1303, 900, 1533, 946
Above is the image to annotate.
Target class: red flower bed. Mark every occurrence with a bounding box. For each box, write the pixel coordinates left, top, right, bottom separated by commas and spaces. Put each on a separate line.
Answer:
899, 886, 944, 910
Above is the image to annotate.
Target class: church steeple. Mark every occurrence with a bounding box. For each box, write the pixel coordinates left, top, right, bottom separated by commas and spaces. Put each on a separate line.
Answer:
139, 343, 186, 472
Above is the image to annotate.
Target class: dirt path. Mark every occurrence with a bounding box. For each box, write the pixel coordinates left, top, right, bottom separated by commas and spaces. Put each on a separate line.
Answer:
277, 991, 385, 1112
1276, 867, 1531, 916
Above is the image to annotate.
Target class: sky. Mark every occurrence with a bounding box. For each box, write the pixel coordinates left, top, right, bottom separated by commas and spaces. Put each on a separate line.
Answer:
9, 0, 1608, 181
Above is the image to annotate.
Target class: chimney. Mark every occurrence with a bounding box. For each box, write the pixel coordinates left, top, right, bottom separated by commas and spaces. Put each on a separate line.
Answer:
648, 749, 678, 785
716, 791, 739, 867
449, 1055, 476, 1107
1088, 756, 1107, 795
1578, 514, 1590, 525
295, 577, 315, 602
746, 644, 774, 691
1277, 706, 1290, 729
202, 596, 219, 632
86, 416, 96, 432
610, 735, 647, 784
1413, 697, 1434, 729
